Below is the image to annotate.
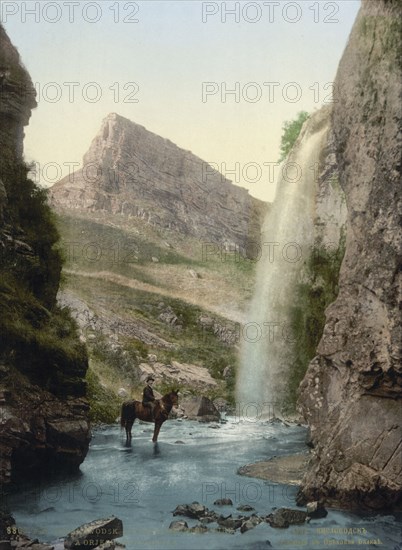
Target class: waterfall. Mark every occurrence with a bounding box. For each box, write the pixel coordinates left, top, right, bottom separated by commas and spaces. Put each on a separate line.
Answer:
236, 109, 330, 418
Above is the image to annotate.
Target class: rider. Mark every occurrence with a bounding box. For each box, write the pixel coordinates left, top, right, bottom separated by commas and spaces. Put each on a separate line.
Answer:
142, 375, 156, 420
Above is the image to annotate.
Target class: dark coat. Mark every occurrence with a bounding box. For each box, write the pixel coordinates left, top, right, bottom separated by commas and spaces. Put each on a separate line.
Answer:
143, 385, 155, 404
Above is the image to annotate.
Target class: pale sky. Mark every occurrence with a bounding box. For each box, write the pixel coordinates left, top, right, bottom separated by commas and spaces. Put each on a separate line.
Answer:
2, 0, 361, 201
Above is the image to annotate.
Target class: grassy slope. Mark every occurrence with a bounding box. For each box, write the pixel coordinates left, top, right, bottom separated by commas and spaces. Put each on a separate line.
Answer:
56, 212, 255, 421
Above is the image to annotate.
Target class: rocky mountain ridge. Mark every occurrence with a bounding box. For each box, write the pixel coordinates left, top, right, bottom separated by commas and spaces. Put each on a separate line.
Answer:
49, 112, 267, 251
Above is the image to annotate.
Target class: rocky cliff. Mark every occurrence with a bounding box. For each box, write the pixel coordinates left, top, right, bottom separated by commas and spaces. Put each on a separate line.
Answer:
0, 24, 90, 487
49, 113, 266, 251
298, 0, 402, 509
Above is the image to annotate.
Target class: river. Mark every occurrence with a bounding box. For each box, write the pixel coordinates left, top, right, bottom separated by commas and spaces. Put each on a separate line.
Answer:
7, 417, 402, 549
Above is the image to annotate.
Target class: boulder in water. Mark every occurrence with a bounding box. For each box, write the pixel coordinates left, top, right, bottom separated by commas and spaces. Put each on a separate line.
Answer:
217, 515, 243, 530
266, 508, 307, 528
64, 516, 123, 549
180, 396, 220, 421
237, 504, 255, 512
169, 521, 188, 532
172, 502, 208, 519
239, 514, 262, 533
214, 498, 233, 506
306, 501, 328, 519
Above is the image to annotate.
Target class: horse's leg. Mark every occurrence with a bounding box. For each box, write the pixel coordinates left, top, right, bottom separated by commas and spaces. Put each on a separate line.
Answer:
152, 421, 162, 443
128, 419, 135, 441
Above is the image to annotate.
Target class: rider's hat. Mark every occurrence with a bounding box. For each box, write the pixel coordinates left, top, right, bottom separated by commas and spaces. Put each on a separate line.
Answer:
146, 375, 155, 382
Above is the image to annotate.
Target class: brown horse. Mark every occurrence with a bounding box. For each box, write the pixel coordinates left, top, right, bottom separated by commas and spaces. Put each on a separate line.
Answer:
120, 390, 179, 443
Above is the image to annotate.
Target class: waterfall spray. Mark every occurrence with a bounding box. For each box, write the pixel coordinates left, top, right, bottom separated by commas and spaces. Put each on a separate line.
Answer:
237, 110, 330, 418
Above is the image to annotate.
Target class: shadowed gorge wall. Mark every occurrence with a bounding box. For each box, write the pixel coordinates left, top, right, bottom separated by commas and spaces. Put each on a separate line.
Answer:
298, 0, 402, 509
0, 24, 90, 486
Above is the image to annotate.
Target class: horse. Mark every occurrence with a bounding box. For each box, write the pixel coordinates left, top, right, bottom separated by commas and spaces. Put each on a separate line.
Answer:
120, 389, 179, 443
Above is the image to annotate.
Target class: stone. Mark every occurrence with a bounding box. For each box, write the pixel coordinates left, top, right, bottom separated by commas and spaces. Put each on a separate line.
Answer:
306, 501, 328, 519
239, 515, 262, 533
168, 521, 188, 532
217, 515, 243, 530
117, 388, 128, 398
172, 502, 208, 520
213, 498, 233, 506
137, 362, 217, 391
266, 508, 307, 529
187, 502, 207, 519
237, 504, 255, 512
158, 307, 179, 326
199, 516, 216, 525
64, 516, 123, 550
180, 396, 220, 421
213, 398, 228, 413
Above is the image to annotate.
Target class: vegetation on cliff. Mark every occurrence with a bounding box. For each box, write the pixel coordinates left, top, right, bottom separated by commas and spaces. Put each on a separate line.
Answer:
0, 155, 88, 397
284, 229, 346, 411
278, 111, 309, 162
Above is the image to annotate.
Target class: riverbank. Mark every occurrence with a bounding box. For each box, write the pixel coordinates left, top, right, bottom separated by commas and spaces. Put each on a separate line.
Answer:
238, 452, 309, 486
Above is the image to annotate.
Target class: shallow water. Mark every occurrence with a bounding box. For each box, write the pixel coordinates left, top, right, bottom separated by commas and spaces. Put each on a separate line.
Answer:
7, 418, 402, 549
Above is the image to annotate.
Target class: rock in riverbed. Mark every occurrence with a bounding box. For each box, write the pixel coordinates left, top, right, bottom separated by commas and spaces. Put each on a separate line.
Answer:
266, 508, 307, 528
64, 516, 123, 549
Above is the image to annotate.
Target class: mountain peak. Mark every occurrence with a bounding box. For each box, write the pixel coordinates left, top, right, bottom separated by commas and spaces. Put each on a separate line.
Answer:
50, 114, 267, 248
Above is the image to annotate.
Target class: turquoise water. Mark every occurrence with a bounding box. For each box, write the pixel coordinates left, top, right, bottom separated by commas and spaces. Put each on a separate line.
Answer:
7, 418, 402, 549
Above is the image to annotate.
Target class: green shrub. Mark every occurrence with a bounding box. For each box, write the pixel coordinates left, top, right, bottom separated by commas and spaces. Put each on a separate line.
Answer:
283, 236, 345, 412
278, 111, 309, 162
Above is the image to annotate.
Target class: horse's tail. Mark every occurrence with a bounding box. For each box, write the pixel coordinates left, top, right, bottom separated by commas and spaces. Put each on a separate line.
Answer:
120, 401, 136, 429
120, 402, 128, 429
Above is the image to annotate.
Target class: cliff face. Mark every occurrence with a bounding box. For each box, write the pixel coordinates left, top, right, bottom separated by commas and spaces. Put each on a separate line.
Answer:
0, 25, 36, 160
0, 24, 90, 486
49, 113, 267, 250
298, 0, 402, 509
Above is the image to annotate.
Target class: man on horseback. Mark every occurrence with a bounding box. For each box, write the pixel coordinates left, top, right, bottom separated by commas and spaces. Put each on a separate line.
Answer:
121, 388, 179, 443
142, 375, 156, 420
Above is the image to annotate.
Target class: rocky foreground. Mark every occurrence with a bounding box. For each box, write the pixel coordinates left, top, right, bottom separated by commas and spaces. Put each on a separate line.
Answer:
0, 515, 124, 549
170, 500, 328, 536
